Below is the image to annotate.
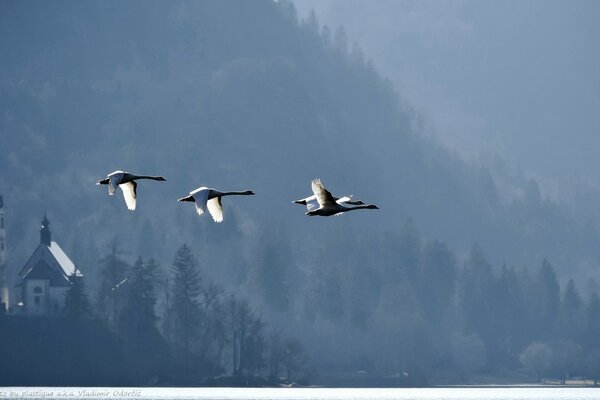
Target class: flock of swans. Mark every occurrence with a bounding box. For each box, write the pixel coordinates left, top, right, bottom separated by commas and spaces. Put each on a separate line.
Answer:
97, 170, 379, 223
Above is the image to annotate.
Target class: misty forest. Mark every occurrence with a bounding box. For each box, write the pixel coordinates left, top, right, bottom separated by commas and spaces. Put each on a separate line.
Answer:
1, 0, 600, 387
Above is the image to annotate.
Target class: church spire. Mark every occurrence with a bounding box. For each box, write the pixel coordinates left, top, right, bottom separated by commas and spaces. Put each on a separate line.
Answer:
40, 213, 51, 246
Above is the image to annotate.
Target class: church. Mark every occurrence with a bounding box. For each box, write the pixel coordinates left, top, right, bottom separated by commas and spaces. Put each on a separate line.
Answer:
14, 213, 82, 316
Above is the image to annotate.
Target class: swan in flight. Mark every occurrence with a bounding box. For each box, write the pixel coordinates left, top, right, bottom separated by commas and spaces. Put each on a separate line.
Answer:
293, 193, 365, 211
305, 179, 378, 216
97, 170, 166, 211
178, 187, 255, 223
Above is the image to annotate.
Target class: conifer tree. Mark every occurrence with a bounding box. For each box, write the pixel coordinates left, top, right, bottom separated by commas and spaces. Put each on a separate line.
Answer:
537, 259, 560, 338
64, 271, 89, 320
560, 279, 583, 341
585, 290, 600, 349
167, 244, 202, 353
119, 257, 159, 337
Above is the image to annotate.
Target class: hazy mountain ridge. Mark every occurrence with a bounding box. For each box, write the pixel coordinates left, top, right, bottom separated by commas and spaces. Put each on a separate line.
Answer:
0, 0, 598, 290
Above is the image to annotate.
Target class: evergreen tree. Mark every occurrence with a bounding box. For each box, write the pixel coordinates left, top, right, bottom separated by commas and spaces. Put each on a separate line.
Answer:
118, 257, 166, 383
560, 279, 583, 342
536, 259, 560, 339
494, 264, 524, 361
119, 257, 159, 336
585, 290, 600, 349
458, 244, 495, 351
64, 271, 89, 320
166, 244, 202, 353
334, 26, 348, 54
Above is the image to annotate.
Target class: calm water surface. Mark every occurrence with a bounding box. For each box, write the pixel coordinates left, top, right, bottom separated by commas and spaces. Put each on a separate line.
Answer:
2, 387, 599, 400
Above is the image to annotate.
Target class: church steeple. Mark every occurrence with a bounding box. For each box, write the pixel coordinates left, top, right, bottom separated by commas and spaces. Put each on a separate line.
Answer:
40, 213, 51, 246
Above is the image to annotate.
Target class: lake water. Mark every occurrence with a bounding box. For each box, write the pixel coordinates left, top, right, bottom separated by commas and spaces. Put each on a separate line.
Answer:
2, 387, 599, 400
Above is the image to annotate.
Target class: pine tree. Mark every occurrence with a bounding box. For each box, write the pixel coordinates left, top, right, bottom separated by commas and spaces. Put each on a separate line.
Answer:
167, 244, 202, 353
560, 279, 583, 341
458, 244, 495, 348
537, 259, 560, 339
585, 290, 600, 349
119, 257, 159, 336
64, 271, 89, 320
118, 257, 165, 382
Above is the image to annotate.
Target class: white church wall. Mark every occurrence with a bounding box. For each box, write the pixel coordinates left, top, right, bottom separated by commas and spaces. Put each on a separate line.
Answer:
22, 279, 50, 316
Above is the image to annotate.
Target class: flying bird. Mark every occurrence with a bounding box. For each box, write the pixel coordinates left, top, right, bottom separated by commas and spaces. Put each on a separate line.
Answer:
97, 170, 166, 211
293, 193, 365, 211
178, 187, 255, 223
305, 179, 379, 217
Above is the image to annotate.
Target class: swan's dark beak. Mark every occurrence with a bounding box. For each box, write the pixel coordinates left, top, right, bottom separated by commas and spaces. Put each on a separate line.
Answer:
97, 178, 109, 185
157, 177, 167, 181
293, 200, 306, 205
178, 195, 194, 202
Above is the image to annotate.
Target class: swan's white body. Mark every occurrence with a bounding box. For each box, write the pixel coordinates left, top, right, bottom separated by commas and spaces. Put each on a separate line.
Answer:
178, 187, 255, 223
305, 179, 379, 217
294, 194, 360, 211
97, 170, 166, 211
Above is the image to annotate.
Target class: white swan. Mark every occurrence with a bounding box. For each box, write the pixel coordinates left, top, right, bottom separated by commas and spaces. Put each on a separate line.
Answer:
97, 170, 166, 211
305, 179, 378, 217
293, 193, 365, 211
178, 187, 255, 223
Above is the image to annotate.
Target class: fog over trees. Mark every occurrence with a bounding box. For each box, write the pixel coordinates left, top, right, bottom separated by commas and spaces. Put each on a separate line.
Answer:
0, 0, 599, 386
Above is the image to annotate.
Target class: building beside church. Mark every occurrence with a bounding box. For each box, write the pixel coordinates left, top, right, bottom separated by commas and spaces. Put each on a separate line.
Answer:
15, 214, 82, 316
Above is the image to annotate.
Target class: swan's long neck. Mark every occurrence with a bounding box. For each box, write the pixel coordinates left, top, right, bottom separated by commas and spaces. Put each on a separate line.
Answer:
132, 175, 165, 181
220, 190, 254, 196
344, 204, 378, 212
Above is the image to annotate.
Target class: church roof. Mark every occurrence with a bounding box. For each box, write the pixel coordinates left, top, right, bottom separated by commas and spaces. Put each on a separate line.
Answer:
47, 241, 78, 277
18, 241, 82, 287
16, 259, 71, 287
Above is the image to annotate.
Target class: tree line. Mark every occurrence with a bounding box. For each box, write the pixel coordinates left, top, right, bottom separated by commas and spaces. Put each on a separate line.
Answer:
62, 242, 308, 386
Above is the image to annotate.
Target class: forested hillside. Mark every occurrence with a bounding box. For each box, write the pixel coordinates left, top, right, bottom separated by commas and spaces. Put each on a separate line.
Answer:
1, 0, 599, 385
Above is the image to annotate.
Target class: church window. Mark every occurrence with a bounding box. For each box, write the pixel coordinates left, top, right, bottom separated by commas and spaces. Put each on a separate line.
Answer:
0, 216, 4, 228
34, 296, 40, 306
33, 286, 42, 294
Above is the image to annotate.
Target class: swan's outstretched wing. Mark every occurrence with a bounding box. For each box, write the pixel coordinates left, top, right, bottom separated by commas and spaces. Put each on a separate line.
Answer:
119, 181, 137, 211
311, 179, 337, 208
305, 198, 319, 211
294, 194, 320, 211
336, 195, 352, 204
108, 172, 123, 195
207, 197, 224, 223
189, 187, 209, 216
